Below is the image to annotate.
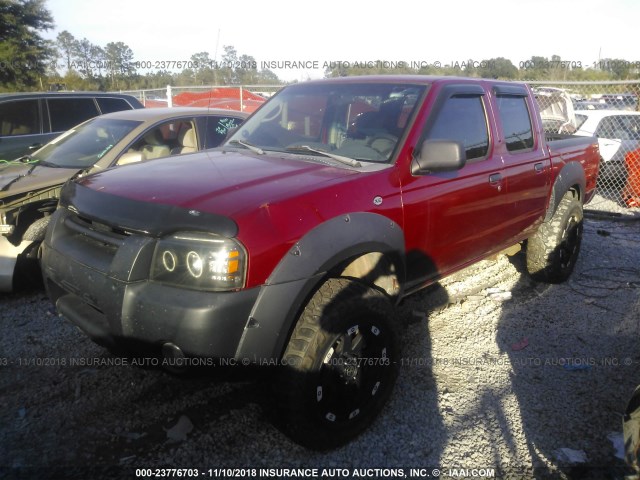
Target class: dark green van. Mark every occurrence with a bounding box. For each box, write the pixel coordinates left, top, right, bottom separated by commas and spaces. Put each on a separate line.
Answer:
0, 92, 143, 161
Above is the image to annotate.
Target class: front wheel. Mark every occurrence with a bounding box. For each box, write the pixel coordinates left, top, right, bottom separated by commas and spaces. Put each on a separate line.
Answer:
526, 191, 583, 283
276, 278, 399, 450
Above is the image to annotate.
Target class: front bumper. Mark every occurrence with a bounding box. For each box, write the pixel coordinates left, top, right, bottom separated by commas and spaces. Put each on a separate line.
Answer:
41, 209, 260, 358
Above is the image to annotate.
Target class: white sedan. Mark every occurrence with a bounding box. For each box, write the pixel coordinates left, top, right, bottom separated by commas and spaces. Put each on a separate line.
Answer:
574, 109, 640, 163
574, 109, 640, 189
0, 107, 247, 291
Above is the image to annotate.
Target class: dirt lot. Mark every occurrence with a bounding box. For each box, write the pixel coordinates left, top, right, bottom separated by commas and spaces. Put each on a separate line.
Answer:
1, 205, 639, 480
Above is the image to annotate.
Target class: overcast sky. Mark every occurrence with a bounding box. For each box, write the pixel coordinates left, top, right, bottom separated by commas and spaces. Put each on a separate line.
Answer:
43, 0, 640, 82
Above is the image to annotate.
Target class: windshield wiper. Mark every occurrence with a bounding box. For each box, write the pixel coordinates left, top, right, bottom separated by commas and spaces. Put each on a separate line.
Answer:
36, 159, 61, 168
285, 145, 362, 168
1, 162, 39, 192
228, 139, 265, 155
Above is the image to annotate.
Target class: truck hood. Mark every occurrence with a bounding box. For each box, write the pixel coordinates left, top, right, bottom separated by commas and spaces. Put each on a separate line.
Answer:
0, 163, 80, 200
74, 150, 360, 218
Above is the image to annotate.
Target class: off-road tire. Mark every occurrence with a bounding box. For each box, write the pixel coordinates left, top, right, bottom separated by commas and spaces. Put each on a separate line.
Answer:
526, 191, 583, 283
276, 278, 399, 450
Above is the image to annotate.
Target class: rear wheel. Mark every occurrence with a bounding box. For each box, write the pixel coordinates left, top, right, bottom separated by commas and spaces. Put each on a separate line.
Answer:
277, 278, 399, 450
526, 191, 583, 283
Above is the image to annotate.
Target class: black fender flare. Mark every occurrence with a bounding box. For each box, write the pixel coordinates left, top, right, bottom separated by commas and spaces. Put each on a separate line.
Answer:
234, 212, 405, 361
545, 161, 586, 221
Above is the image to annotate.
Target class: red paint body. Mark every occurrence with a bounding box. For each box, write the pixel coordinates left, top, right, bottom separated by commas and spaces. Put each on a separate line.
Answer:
78, 76, 600, 292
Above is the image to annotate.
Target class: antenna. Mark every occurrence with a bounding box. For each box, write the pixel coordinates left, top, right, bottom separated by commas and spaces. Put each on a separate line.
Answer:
205, 28, 221, 148
213, 28, 221, 85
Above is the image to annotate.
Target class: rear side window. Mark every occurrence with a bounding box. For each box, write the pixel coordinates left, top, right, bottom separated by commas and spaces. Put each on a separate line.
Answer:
426, 95, 489, 160
204, 116, 244, 148
496, 96, 534, 152
47, 98, 100, 132
97, 97, 133, 114
595, 115, 640, 140
0, 99, 40, 136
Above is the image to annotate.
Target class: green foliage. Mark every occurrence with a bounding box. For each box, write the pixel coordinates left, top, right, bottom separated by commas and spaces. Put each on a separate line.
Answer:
56, 30, 75, 71
45, 37, 280, 90
0, 0, 54, 91
4, 2, 640, 92
477, 57, 519, 79
103, 41, 136, 89
189, 51, 215, 84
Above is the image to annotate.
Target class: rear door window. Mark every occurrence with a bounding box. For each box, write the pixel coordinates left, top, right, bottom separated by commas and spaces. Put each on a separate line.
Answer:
96, 97, 133, 114
496, 96, 534, 152
0, 99, 40, 136
203, 115, 244, 148
47, 98, 100, 132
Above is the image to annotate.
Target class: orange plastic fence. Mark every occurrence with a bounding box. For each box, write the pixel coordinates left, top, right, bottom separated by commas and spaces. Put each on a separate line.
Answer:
144, 88, 266, 113
623, 148, 640, 207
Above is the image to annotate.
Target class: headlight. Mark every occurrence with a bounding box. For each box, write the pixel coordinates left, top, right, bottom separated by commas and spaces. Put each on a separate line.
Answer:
151, 232, 246, 291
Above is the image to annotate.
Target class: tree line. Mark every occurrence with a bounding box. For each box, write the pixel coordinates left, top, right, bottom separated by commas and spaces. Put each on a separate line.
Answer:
323, 55, 639, 82
0, 0, 280, 92
48, 34, 281, 91
1, 0, 640, 93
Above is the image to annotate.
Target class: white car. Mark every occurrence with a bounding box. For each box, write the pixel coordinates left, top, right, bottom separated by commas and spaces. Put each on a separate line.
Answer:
574, 110, 640, 163
574, 110, 640, 188
0, 107, 248, 291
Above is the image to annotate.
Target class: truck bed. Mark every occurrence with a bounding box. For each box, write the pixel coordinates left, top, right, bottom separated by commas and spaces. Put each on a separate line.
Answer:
546, 134, 600, 204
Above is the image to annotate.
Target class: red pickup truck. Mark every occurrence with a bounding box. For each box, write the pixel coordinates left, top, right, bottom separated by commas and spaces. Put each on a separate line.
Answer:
41, 76, 600, 449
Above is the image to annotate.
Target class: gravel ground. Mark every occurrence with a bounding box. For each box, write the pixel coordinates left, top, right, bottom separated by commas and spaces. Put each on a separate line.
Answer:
1, 198, 639, 480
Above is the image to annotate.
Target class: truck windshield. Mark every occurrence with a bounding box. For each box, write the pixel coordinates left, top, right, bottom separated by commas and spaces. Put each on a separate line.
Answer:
226, 82, 426, 163
31, 118, 141, 168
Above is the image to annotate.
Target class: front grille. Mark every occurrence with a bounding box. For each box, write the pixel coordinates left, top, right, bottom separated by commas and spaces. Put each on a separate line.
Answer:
51, 209, 155, 283
51, 210, 133, 273
64, 214, 129, 249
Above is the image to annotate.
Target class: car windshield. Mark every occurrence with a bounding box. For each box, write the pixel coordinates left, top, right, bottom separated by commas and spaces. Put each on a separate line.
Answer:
32, 117, 141, 168
226, 82, 426, 163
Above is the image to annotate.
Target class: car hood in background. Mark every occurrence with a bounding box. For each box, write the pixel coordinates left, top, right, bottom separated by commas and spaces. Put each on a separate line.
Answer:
0, 163, 80, 200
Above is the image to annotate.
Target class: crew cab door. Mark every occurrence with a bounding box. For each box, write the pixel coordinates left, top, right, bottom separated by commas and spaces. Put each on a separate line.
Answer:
493, 85, 551, 240
401, 84, 509, 288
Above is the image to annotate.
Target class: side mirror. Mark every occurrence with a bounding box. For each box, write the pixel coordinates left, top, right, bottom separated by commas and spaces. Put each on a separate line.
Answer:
411, 139, 466, 175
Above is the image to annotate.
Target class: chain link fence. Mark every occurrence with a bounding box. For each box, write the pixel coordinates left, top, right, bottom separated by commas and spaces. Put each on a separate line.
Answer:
530, 81, 640, 216
118, 85, 282, 113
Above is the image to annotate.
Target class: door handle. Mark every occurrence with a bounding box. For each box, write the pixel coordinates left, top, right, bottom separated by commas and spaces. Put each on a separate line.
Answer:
534, 162, 544, 173
489, 173, 502, 184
